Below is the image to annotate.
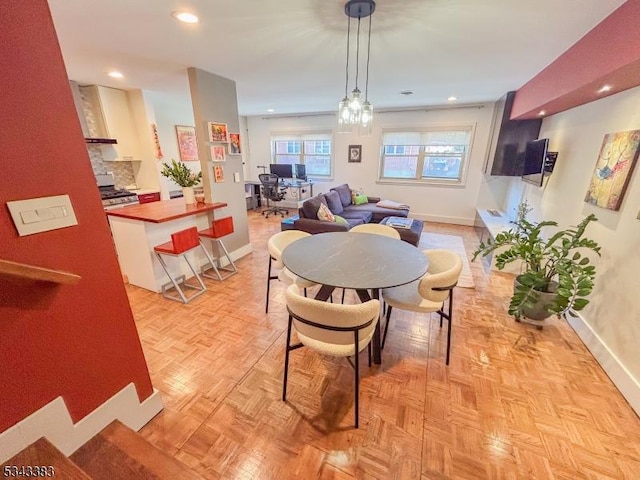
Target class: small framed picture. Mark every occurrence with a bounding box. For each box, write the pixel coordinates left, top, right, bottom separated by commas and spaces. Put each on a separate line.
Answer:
348, 145, 362, 163
229, 133, 241, 154
208, 122, 228, 143
175, 125, 198, 162
213, 164, 225, 183
210, 145, 226, 162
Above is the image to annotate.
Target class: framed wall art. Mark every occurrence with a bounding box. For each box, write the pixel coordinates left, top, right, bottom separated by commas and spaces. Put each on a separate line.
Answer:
208, 122, 228, 143
584, 129, 640, 211
229, 133, 241, 154
210, 145, 226, 162
348, 144, 362, 163
175, 125, 198, 162
213, 164, 225, 183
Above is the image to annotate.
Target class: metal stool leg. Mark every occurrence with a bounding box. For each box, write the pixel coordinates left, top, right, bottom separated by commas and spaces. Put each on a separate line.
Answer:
155, 252, 206, 303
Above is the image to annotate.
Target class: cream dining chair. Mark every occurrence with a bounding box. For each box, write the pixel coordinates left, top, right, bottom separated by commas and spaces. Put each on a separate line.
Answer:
265, 230, 317, 313
341, 224, 401, 304
349, 223, 401, 239
381, 249, 462, 365
283, 285, 380, 428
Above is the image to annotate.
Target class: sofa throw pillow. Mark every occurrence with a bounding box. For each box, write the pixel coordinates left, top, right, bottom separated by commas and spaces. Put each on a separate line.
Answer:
317, 203, 335, 222
334, 215, 349, 226
324, 191, 344, 215
331, 184, 352, 207
353, 193, 368, 205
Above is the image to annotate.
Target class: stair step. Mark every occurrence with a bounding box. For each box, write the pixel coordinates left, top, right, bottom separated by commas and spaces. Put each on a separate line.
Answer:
70, 420, 204, 480
1, 438, 91, 480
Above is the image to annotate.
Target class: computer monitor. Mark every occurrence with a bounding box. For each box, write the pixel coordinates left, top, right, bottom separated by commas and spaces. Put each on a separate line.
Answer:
269, 163, 293, 179
293, 164, 307, 181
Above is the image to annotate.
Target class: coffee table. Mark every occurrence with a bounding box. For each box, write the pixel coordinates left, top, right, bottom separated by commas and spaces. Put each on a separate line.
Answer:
379, 217, 424, 246
282, 232, 428, 364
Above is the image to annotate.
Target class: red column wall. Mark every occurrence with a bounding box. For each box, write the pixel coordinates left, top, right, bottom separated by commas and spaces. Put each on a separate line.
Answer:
0, 0, 154, 432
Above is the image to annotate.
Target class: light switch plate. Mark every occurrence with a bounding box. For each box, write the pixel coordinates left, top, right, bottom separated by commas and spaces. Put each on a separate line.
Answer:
233, 172, 240, 183
7, 195, 78, 236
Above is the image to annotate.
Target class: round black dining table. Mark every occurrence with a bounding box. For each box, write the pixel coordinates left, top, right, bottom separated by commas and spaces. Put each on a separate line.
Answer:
282, 232, 428, 364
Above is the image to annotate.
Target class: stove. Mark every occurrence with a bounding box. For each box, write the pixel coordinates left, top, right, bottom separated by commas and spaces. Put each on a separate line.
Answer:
96, 174, 139, 209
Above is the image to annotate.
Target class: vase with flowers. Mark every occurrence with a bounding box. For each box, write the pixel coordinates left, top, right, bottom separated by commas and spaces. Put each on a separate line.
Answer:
160, 159, 202, 204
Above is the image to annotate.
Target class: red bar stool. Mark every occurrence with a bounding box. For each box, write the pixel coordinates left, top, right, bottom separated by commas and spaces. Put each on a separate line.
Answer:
153, 226, 207, 303
198, 216, 238, 281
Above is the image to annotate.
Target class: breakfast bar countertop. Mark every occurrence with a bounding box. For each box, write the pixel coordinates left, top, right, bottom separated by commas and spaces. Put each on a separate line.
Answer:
105, 198, 228, 223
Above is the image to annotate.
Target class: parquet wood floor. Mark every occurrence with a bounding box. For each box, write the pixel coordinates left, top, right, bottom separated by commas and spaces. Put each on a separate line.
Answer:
128, 211, 640, 480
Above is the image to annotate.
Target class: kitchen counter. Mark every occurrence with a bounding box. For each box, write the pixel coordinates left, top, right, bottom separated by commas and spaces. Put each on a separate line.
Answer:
106, 198, 227, 223
106, 199, 229, 292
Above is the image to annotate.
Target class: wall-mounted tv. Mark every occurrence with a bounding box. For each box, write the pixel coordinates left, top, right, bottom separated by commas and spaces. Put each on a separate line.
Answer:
522, 138, 549, 187
269, 163, 293, 179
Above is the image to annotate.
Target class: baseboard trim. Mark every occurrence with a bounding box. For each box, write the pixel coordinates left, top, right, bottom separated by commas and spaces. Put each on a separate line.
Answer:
216, 242, 252, 268
411, 213, 476, 226
0, 384, 163, 463
565, 310, 640, 416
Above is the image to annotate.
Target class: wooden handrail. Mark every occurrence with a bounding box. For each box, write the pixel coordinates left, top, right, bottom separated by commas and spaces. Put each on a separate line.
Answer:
0, 259, 81, 285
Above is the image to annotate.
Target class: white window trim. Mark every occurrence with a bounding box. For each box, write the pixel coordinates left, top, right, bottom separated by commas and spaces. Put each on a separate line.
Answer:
270, 130, 335, 180
377, 123, 476, 186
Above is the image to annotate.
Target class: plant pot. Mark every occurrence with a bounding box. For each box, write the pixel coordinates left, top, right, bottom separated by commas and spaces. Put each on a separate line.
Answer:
514, 275, 558, 321
182, 186, 195, 204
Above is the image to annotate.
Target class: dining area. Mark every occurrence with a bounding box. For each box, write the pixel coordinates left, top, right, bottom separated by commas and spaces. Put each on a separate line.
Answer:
266, 225, 463, 427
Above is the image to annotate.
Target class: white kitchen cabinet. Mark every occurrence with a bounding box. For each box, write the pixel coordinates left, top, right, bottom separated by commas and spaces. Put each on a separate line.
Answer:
84, 85, 142, 162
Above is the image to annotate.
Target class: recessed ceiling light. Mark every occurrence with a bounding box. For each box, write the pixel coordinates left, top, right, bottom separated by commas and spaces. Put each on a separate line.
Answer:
447, 96, 458, 102
107, 71, 124, 79
400, 90, 414, 96
598, 84, 612, 94
267, 109, 275, 113
172, 11, 199, 23
538, 110, 546, 116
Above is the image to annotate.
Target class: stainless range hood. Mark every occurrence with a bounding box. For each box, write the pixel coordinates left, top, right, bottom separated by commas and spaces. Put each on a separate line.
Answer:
69, 80, 118, 144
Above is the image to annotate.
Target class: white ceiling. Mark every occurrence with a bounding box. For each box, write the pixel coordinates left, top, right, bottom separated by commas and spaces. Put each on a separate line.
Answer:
48, 0, 625, 116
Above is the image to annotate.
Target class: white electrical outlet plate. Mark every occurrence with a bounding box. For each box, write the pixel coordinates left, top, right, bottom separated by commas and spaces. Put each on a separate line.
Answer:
7, 195, 78, 236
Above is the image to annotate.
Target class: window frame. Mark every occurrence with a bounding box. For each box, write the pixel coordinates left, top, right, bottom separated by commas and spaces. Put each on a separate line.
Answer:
378, 125, 476, 186
270, 131, 334, 180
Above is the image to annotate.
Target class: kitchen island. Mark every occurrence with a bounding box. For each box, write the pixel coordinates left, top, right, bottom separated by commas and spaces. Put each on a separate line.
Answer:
106, 199, 228, 292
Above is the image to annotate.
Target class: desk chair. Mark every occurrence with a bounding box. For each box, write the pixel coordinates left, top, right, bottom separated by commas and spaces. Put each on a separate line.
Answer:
259, 173, 289, 218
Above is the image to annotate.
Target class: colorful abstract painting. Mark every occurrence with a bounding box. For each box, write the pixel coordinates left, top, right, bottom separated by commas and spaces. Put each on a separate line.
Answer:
584, 130, 640, 211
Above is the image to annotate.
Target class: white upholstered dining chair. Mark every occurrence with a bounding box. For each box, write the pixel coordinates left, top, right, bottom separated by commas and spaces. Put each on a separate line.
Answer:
283, 285, 380, 428
349, 223, 401, 239
381, 249, 462, 365
265, 230, 317, 313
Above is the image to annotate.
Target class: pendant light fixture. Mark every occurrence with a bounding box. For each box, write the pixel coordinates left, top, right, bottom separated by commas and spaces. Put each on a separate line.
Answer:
338, 0, 375, 134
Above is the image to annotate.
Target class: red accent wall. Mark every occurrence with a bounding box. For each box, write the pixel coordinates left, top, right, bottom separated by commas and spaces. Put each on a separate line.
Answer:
512, 0, 640, 119
0, 0, 153, 432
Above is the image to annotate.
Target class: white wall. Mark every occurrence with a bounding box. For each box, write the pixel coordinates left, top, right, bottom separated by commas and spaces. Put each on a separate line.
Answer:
144, 89, 198, 199
504, 86, 640, 406
245, 105, 502, 225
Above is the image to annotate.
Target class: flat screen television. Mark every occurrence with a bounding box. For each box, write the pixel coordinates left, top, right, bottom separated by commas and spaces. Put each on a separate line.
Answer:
270, 163, 293, 179
522, 138, 549, 186
293, 163, 306, 181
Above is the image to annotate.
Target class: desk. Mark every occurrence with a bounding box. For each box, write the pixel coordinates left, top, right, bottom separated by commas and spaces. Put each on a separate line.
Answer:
282, 232, 428, 364
106, 199, 227, 291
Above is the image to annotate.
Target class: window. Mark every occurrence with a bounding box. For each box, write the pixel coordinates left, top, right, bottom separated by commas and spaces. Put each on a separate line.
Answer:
380, 128, 473, 184
271, 133, 332, 178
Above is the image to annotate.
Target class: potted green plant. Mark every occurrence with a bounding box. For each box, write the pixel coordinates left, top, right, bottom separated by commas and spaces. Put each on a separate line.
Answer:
160, 159, 202, 204
472, 202, 601, 321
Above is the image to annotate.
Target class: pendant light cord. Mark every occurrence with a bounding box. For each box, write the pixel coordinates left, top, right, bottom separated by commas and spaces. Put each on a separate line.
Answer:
364, 12, 372, 100
344, 15, 351, 97
354, 14, 361, 89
